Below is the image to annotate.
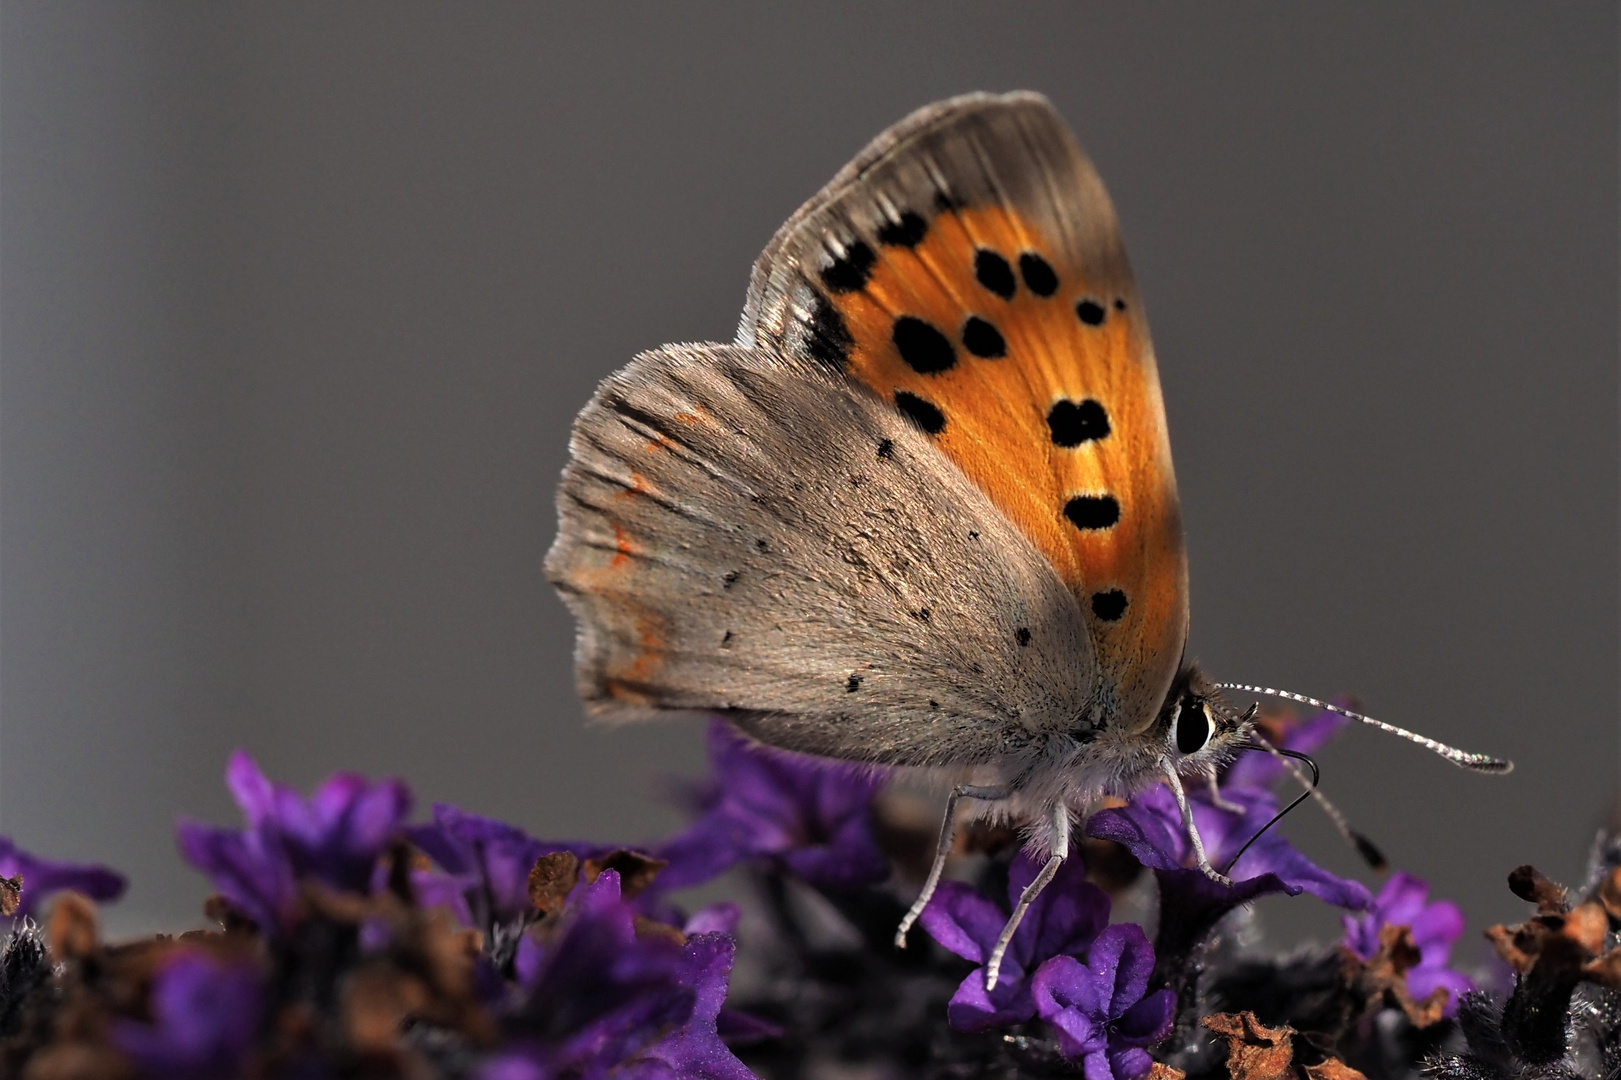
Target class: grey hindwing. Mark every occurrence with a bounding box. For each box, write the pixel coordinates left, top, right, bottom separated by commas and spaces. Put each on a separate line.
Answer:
546, 344, 1097, 768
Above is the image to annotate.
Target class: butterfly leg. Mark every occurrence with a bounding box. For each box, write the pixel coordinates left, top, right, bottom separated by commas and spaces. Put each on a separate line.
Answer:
983, 801, 1070, 992
894, 783, 1013, 949
1163, 763, 1232, 887
1206, 767, 1245, 814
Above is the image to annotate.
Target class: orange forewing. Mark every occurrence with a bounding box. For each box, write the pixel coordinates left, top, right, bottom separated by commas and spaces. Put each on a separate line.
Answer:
824, 205, 1186, 712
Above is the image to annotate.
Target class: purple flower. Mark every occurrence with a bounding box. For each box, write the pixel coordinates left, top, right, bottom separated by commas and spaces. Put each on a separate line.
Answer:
920, 852, 1110, 1031
177, 752, 413, 937
1091, 783, 1369, 911
1344, 871, 1472, 1015
1089, 758, 1371, 995
408, 804, 616, 930
656, 721, 888, 891
111, 948, 264, 1080
222, 751, 412, 893
175, 818, 299, 938
1031, 923, 1174, 1080
494, 869, 702, 1079
0, 836, 126, 920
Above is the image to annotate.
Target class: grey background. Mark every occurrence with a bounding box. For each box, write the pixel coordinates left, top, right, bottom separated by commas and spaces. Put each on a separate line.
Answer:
2, 3, 1615, 958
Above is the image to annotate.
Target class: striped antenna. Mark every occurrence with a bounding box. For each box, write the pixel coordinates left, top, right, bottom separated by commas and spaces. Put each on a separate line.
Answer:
1216, 683, 1513, 775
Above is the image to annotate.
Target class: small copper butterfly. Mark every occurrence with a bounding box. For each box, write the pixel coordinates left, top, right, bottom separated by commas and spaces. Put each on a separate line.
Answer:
545, 92, 1510, 989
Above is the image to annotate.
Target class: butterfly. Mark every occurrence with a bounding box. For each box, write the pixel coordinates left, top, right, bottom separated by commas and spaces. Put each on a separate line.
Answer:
545, 92, 1509, 990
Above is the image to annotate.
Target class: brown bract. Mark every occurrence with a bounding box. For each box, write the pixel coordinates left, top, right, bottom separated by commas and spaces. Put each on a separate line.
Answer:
1148, 1062, 1188, 1080
1507, 864, 1569, 915
1347, 924, 1448, 1028
527, 851, 580, 916
0, 874, 22, 918
581, 850, 668, 901
1203, 1011, 1295, 1080
46, 893, 100, 963
1487, 865, 1621, 990
1302, 1058, 1369, 1080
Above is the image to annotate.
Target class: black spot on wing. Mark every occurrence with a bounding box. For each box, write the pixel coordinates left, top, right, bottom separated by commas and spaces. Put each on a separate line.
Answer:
1019, 252, 1059, 297
820, 241, 875, 293
877, 211, 928, 247
894, 391, 945, 435
962, 316, 1006, 359
1075, 299, 1106, 326
974, 249, 1016, 300
876, 438, 894, 460
1114, 298, 1128, 312
892, 316, 956, 374
805, 292, 852, 369
846, 673, 863, 692
1091, 590, 1128, 622
1048, 399, 1110, 447
1015, 627, 1031, 647
1064, 495, 1120, 530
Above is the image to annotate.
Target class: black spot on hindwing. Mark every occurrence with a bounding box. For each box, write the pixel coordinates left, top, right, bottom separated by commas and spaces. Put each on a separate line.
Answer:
877, 211, 928, 247
820, 241, 875, 293
876, 438, 894, 459
974, 249, 1016, 299
962, 316, 1007, 358
1090, 590, 1128, 622
1064, 495, 1120, 530
1015, 627, 1032, 647
894, 391, 945, 435
1019, 252, 1059, 296
892, 316, 956, 374
846, 673, 863, 692
1048, 399, 1110, 447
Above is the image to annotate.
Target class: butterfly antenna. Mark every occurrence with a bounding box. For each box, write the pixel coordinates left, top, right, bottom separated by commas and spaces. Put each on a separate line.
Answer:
1216, 683, 1513, 774
1247, 737, 1387, 872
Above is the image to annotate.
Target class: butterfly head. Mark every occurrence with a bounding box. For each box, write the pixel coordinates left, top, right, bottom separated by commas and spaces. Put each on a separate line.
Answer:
1154, 664, 1254, 776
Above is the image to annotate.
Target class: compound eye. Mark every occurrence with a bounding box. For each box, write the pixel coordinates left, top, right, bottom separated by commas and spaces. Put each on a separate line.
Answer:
1176, 699, 1214, 756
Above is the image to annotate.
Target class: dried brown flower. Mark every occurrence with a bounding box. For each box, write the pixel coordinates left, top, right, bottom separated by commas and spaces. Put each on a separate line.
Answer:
527, 851, 580, 916
1203, 1011, 1296, 1080
1349, 924, 1447, 1028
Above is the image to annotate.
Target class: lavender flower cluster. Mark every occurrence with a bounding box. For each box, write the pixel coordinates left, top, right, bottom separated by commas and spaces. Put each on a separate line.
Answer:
2, 709, 1598, 1080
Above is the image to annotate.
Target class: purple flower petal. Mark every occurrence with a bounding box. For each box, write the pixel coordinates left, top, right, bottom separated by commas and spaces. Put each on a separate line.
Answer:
1115, 988, 1175, 1044
629, 933, 758, 1080
1108, 1047, 1156, 1080
683, 903, 740, 937
917, 880, 1006, 965
945, 966, 1037, 1032
656, 722, 888, 891
1030, 927, 1172, 1071
0, 836, 126, 920
1031, 955, 1105, 1056
175, 821, 298, 937
112, 949, 263, 1080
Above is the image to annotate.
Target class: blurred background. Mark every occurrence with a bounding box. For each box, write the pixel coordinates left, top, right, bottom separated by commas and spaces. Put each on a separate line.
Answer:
2, 4, 1615, 956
